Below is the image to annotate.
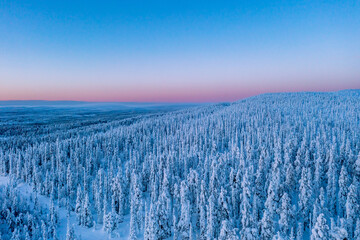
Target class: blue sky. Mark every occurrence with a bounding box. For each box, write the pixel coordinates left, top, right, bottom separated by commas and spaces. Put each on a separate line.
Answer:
1, 0, 359, 102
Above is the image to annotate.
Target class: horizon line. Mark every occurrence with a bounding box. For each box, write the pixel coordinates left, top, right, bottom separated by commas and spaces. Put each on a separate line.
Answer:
0, 88, 359, 104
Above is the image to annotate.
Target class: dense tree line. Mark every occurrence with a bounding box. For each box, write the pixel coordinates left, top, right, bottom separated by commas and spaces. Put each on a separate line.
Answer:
1, 91, 360, 239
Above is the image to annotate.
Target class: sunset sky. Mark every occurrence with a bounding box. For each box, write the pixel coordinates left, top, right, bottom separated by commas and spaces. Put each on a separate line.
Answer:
1, 0, 360, 102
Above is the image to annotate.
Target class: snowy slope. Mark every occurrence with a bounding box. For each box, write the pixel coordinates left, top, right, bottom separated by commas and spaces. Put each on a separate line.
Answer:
0, 91, 360, 240
0, 176, 131, 240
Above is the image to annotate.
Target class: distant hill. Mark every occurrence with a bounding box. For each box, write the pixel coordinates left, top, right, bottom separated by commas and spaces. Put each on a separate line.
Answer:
0, 100, 202, 111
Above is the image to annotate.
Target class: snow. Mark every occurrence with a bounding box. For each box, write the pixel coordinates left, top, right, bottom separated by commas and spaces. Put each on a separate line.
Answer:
0, 175, 130, 240
1, 91, 360, 239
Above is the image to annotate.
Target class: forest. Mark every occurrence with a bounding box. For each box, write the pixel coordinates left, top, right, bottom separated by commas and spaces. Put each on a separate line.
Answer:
0, 90, 359, 239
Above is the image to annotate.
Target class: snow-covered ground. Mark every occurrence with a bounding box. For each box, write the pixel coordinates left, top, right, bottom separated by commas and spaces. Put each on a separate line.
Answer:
1, 91, 360, 239
0, 176, 130, 240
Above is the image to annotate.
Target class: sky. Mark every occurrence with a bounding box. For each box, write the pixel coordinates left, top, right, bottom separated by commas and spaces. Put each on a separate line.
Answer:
1, 0, 360, 102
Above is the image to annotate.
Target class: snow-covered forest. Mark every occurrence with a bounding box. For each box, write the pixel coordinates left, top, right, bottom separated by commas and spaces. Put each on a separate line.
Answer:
1, 91, 360, 240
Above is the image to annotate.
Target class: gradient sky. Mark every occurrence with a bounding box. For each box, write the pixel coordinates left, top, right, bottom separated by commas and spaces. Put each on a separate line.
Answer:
1, 0, 360, 102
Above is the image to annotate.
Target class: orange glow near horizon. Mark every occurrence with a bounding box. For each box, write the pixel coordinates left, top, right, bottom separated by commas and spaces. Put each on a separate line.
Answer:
2, 77, 359, 103
1, 0, 360, 103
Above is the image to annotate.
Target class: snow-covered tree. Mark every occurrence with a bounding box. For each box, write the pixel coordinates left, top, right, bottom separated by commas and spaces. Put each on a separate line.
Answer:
279, 192, 293, 236
82, 192, 93, 228
219, 220, 239, 240
75, 186, 83, 225
311, 214, 329, 240
338, 165, 349, 218
260, 210, 274, 240
1, 91, 359, 240
66, 220, 75, 240
299, 167, 313, 227
207, 194, 219, 240
346, 183, 359, 238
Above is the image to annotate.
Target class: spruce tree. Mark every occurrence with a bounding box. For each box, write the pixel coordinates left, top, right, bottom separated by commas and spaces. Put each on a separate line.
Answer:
82, 192, 93, 228
338, 165, 349, 218
311, 214, 329, 240
279, 192, 292, 236
260, 210, 273, 240
346, 183, 358, 238
75, 186, 83, 225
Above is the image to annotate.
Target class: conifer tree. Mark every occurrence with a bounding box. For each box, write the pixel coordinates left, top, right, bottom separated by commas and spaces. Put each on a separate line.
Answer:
207, 194, 219, 240
66, 219, 75, 240
279, 192, 292, 236
219, 220, 239, 240
299, 167, 312, 227
75, 186, 83, 225
338, 165, 349, 218
41, 220, 47, 240
155, 191, 171, 239
354, 218, 360, 240
241, 169, 254, 238
82, 192, 93, 228
346, 183, 358, 238
199, 181, 207, 240
260, 210, 274, 240
129, 172, 142, 238
311, 214, 329, 240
